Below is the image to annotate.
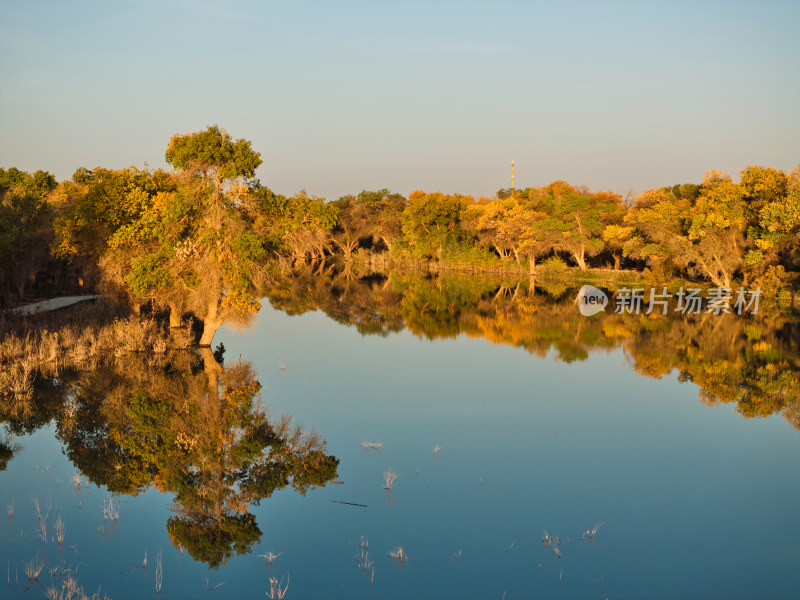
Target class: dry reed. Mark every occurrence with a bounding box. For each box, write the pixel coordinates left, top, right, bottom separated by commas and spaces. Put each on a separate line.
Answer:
155, 550, 162, 594
266, 575, 289, 599
22, 554, 45, 581
383, 469, 397, 490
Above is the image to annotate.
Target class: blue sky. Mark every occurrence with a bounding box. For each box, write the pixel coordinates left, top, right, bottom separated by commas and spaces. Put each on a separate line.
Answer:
1, 0, 798, 199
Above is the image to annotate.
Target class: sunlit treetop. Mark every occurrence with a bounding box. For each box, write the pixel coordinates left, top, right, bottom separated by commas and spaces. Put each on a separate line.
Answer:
165, 125, 261, 182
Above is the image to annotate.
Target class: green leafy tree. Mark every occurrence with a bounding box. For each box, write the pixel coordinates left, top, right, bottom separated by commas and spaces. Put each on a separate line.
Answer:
331, 195, 370, 262
624, 170, 747, 287
740, 165, 800, 276
104, 126, 268, 344
51, 167, 174, 296
351, 189, 407, 252
0, 168, 58, 303
276, 190, 338, 262
622, 186, 692, 270
330, 189, 408, 261
684, 170, 747, 287
533, 183, 621, 270
402, 191, 472, 260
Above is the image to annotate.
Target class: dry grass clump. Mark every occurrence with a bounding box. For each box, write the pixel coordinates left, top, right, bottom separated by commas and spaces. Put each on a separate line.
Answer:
102, 496, 119, 522
0, 298, 196, 361
258, 551, 282, 565
388, 546, 408, 562
0, 299, 198, 403
46, 574, 112, 600
168, 325, 194, 350
383, 469, 397, 490
54, 514, 66, 545
23, 553, 46, 581
111, 316, 162, 353
0, 356, 35, 413
266, 575, 289, 599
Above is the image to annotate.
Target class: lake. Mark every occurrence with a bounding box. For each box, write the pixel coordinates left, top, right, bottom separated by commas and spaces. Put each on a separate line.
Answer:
2, 271, 799, 599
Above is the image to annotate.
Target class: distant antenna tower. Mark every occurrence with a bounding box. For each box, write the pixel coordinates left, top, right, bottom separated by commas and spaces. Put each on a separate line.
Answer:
511, 159, 515, 190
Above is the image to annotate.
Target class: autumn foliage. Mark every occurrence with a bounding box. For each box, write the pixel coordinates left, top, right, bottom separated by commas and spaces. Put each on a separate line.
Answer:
1, 127, 798, 346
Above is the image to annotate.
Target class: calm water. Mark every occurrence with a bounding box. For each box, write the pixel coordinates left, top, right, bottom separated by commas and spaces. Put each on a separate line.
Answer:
2, 273, 799, 599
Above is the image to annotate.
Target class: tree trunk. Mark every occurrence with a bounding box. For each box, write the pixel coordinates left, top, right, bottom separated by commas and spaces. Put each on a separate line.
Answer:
200, 347, 222, 404
614, 253, 620, 271
529, 255, 536, 275
572, 246, 587, 270
168, 302, 183, 328
199, 300, 224, 347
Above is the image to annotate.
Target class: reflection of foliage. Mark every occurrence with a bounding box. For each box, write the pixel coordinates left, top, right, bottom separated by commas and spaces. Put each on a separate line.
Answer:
167, 513, 261, 569
0, 435, 15, 471
265, 266, 800, 430
94, 349, 339, 566
0, 337, 338, 565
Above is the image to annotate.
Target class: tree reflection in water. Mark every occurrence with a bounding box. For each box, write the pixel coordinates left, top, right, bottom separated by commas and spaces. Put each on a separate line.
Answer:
1, 265, 798, 563
266, 264, 800, 430
1, 344, 339, 567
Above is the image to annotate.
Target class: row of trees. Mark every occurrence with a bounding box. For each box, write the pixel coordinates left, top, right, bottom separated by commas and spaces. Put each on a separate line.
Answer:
2, 125, 798, 346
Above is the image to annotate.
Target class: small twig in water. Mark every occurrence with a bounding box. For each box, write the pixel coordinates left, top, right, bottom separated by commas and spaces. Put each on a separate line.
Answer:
38, 514, 48, 544
33, 497, 43, 522
383, 469, 397, 490
582, 522, 604, 540
388, 547, 408, 563
204, 578, 226, 591
356, 546, 375, 583
258, 552, 282, 565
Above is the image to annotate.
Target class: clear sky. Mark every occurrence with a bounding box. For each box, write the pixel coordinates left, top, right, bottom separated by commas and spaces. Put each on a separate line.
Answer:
1, 0, 798, 200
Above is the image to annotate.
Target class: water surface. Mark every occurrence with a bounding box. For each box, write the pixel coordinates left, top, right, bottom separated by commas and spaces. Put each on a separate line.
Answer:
2, 272, 798, 599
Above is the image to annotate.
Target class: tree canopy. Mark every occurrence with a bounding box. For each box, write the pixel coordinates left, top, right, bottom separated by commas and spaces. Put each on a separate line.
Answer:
2, 128, 797, 348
